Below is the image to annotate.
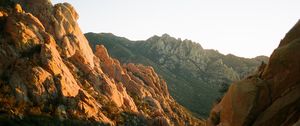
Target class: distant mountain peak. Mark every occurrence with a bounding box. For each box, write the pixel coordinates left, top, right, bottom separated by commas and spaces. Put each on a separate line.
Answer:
161, 33, 171, 38
146, 33, 204, 51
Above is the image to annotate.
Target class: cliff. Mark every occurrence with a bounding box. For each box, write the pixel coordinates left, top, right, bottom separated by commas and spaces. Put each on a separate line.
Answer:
0, 1, 203, 125
207, 20, 300, 126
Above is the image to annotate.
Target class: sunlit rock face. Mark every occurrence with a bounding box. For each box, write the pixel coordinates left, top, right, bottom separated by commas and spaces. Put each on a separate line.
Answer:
207, 20, 300, 126
0, 1, 203, 125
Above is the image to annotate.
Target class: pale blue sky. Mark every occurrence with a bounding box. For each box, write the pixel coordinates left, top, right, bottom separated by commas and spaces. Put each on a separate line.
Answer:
52, 0, 299, 58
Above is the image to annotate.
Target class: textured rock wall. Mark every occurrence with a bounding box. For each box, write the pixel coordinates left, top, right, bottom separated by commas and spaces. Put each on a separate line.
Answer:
0, 1, 203, 125
207, 20, 300, 126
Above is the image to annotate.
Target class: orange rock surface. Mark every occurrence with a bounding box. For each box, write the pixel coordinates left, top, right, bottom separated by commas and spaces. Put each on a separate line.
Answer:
0, 1, 203, 126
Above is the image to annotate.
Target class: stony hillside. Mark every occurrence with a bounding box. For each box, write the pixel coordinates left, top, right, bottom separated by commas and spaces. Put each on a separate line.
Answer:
85, 33, 268, 117
207, 20, 300, 126
0, 1, 203, 125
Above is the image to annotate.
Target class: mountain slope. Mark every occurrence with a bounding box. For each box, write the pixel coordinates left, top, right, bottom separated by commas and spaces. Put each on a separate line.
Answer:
85, 32, 268, 117
207, 20, 300, 126
0, 1, 203, 125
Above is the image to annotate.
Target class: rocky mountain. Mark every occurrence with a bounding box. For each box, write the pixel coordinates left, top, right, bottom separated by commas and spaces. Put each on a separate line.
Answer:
207, 20, 300, 126
85, 32, 268, 117
0, 0, 203, 125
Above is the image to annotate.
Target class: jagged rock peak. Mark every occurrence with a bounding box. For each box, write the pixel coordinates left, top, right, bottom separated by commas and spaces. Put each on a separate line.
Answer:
152, 33, 203, 48
161, 33, 171, 38
145, 33, 204, 56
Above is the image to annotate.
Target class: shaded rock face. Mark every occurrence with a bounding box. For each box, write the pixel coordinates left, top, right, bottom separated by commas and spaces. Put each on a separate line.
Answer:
0, 1, 203, 126
85, 32, 268, 117
207, 20, 300, 126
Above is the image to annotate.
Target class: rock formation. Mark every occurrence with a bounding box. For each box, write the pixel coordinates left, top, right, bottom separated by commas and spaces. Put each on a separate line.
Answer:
207, 20, 300, 126
85, 32, 268, 117
0, 1, 203, 125
1, 0, 298, 125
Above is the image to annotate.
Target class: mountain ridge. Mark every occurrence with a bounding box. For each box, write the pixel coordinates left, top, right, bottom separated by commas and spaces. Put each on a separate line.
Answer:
85, 32, 268, 117
91, 32, 269, 59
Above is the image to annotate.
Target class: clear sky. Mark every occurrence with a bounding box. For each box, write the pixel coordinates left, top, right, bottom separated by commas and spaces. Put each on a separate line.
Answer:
52, 0, 300, 58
